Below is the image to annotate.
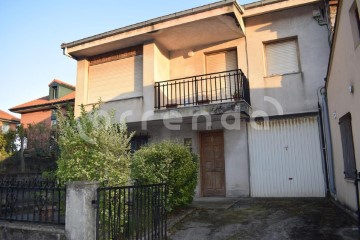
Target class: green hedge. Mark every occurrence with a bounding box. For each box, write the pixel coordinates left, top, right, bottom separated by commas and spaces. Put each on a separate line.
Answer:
131, 141, 198, 211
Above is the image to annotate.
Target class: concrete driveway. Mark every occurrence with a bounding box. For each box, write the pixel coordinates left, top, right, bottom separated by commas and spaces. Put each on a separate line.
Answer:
169, 198, 359, 240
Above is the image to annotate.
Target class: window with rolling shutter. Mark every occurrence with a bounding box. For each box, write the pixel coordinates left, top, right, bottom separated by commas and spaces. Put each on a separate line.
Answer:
87, 55, 143, 103
206, 50, 237, 74
204, 50, 238, 102
264, 39, 300, 76
339, 113, 357, 179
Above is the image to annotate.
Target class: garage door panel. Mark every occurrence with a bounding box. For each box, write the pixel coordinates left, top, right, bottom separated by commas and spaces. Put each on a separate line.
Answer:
249, 117, 325, 197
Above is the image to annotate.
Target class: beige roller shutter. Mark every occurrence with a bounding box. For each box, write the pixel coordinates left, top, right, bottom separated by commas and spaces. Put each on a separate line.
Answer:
88, 55, 143, 103
265, 39, 299, 76
206, 50, 237, 74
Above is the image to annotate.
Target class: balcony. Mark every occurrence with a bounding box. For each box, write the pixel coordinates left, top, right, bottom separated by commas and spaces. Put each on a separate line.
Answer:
154, 69, 250, 110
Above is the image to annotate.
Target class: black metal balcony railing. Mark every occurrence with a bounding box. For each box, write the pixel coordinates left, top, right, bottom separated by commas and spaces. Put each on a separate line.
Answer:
154, 69, 250, 109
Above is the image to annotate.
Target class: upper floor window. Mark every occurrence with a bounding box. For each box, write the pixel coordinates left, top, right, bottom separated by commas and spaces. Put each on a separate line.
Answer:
349, 2, 360, 47
264, 38, 300, 76
52, 86, 58, 99
1, 123, 10, 133
206, 49, 237, 74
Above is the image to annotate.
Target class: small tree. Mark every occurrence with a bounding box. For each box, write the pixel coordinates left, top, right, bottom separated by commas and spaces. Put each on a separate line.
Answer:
0, 130, 7, 160
131, 141, 198, 211
56, 104, 133, 186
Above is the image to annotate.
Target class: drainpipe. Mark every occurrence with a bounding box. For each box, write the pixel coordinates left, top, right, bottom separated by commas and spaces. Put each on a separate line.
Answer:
355, 173, 360, 232
62, 47, 75, 59
318, 86, 336, 196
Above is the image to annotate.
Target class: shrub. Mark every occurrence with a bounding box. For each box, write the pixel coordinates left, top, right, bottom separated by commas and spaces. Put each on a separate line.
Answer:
131, 141, 198, 211
0, 131, 8, 160
56, 104, 133, 186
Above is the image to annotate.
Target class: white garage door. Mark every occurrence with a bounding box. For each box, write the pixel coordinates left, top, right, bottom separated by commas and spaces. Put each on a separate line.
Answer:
248, 116, 325, 197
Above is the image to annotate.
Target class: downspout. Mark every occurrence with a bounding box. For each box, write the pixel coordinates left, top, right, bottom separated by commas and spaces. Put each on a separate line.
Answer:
62, 47, 75, 59
318, 86, 336, 197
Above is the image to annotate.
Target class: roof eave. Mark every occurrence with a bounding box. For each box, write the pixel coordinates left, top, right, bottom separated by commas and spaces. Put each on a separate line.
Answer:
10, 99, 75, 114
61, 0, 241, 50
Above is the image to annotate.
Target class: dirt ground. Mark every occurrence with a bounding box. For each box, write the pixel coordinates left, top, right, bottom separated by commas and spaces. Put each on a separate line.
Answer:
169, 198, 359, 240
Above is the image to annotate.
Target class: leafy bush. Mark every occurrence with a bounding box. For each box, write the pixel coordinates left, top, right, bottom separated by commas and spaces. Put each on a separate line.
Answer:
0, 131, 8, 160
26, 123, 53, 156
56, 104, 133, 186
131, 141, 198, 211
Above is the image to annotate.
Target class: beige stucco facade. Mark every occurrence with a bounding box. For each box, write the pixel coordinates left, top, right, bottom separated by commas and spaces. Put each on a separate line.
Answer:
63, 0, 330, 198
71, 1, 328, 122
246, 4, 330, 116
326, 0, 360, 211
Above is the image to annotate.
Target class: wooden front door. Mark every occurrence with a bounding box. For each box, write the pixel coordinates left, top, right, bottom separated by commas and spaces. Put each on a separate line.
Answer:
200, 131, 225, 197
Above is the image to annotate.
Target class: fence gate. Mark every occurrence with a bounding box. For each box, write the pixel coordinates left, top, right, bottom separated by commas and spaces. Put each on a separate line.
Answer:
95, 183, 167, 240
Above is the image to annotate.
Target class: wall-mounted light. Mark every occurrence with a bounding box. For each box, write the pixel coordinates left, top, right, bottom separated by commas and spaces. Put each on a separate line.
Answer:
187, 51, 195, 57
312, 8, 326, 25
349, 85, 354, 94
333, 111, 337, 119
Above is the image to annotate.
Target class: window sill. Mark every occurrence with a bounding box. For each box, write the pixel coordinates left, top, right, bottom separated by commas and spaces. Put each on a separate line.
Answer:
344, 178, 356, 183
264, 71, 302, 79
85, 95, 143, 106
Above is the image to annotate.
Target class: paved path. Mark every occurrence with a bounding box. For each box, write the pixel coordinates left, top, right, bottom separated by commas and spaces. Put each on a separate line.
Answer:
169, 198, 359, 240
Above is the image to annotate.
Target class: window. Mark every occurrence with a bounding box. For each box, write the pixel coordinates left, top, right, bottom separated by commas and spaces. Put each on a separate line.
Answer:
130, 135, 148, 153
264, 38, 300, 76
206, 50, 237, 74
52, 86, 58, 99
339, 113, 357, 180
349, 3, 360, 47
1, 123, 10, 133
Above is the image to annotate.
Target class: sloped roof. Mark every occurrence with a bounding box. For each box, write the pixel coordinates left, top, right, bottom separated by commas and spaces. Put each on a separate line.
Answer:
10, 91, 75, 113
0, 110, 20, 122
48, 79, 76, 89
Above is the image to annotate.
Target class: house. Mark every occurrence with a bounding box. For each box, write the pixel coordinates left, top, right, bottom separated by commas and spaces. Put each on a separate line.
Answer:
10, 79, 75, 128
0, 110, 20, 133
61, 0, 331, 198
323, 0, 360, 213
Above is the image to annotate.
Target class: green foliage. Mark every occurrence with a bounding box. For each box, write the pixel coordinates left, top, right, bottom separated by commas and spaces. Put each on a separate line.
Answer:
0, 131, 8, 160
55, 104, 133, 186
0, 128, 19, 160
131, 141, 198, 211
26, 122, 53, 156
4, 129, 17, 153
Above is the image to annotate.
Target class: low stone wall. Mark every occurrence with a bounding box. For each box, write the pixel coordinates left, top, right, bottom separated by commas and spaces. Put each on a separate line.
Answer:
0, 221, 66, 240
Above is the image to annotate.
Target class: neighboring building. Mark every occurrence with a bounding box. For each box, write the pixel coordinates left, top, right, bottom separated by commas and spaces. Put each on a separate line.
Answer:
324, 0, 360, 212
61, 0, 330, 198
10, 79, 75, 127
0, 110, 20, 133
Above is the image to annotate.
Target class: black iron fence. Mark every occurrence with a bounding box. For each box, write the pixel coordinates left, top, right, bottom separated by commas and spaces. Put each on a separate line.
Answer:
0, 178, 65, 224
154, 69, 250, 109
96, 183, 167, 240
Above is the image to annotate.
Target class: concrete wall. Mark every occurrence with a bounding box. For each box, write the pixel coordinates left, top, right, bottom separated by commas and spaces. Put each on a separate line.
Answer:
245, 4, 330, 116
224, 122, 249, 197
0, 222, 65, 240
327, 0, 360, 211
169, 38, 247, 80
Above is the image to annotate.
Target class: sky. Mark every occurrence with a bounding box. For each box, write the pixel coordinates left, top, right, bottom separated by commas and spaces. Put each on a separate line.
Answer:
0, 0, 256, 117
